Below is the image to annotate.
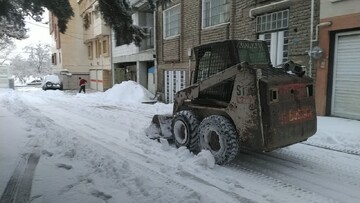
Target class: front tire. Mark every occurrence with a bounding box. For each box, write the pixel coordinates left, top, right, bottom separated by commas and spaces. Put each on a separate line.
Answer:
171, 110, 200, 153
198, 115, 239, 165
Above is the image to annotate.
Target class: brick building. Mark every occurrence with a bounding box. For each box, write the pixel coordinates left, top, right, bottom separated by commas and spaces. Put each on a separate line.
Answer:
155, 0, 320, 103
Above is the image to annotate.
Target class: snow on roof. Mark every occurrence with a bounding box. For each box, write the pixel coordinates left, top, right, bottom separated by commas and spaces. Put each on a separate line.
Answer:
103, 81, 155, 104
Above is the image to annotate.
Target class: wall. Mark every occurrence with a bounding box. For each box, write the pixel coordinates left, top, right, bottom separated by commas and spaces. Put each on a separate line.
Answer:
320, 0, 360, 19
315, 12, 360, 115
58, 0, 89, 74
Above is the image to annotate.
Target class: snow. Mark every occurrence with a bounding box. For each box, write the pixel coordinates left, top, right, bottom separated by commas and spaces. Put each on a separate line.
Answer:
0, 81, 360, 203
305, 116, 360, 154
102, 81, 155, 104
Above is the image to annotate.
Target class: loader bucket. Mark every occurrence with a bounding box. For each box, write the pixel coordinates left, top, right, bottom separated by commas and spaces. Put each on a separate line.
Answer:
145, 114, 173, 140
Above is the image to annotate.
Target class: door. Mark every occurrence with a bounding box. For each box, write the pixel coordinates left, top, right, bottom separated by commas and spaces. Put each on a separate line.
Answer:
164, 70, 186, 103
331, 31, 360, 120
259, 30, 289, 66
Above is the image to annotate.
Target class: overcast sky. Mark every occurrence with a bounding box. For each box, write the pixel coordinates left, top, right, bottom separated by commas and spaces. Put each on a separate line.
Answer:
13, 11, 52, 58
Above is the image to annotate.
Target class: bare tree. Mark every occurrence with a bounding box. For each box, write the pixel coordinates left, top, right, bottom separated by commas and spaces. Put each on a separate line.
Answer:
9, 43, 52, 82
10, 55, 31, 83
25, 43, 51, 77
0, 40, 15, 65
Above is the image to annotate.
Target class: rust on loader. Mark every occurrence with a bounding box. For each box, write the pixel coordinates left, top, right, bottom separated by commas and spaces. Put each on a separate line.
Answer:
146, 40, 316, 165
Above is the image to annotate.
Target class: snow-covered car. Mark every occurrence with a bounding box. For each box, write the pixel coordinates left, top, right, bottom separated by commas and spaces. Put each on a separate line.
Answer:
42, 75, 63, 90
27, 79, 42, 85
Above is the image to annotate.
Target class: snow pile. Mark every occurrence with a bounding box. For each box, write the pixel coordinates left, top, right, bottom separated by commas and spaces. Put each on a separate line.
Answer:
192, 150, 215, 169
102, 81, 155, 104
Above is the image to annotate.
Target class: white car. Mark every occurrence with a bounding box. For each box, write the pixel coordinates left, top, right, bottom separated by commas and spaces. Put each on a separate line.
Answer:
27, 79, 42, 85
42, 75, 63, 90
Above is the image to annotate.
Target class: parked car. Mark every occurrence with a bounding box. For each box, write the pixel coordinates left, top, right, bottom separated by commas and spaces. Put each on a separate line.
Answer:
42, 75, 63, 90
27, 79, 42, 85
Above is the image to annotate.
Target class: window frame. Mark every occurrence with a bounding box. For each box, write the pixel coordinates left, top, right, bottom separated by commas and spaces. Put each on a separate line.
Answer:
87, 42, 93, 60
256, 10, 289, 33
102, 37, 109, 57
256, 10, 289, 66
202, 0, 230, 29
163, 4, 181, 39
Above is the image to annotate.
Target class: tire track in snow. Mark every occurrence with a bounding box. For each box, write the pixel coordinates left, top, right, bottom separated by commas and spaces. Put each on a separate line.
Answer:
0, 152, 41, 203
12, 91, 360, 203
301, 142, 360, 156
225, 146, 360, 203
7, 94, 244, 202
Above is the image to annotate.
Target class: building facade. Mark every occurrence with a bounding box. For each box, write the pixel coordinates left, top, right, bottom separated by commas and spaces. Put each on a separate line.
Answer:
78, 0, 112, 91
49, 0, 90, 90
112, 0, 156, 94
155, 0, 320, 103
315, 0, 360, 120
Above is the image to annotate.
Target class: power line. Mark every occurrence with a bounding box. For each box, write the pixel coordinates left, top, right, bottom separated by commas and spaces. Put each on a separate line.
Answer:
25, 21, 49, 29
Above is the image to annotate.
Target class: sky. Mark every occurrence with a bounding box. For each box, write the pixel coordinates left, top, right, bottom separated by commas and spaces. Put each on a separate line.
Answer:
0, 81, 360, 203
12, 11, 52, 58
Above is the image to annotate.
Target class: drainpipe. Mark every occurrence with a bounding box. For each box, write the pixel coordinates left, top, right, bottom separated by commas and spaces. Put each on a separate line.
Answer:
309, 0, 315, 77
153, 8, 157, 95
311, 21, 332, 42
110, 27, 115, 86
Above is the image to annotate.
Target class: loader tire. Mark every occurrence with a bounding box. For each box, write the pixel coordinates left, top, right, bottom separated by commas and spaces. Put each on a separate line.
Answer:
198, 115, 239, 165
172, 111, 200, 153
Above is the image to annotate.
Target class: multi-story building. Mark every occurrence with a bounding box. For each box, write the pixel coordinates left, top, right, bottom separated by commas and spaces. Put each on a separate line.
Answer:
78, 0, 112, 91
112, 0, 156, 94
315, 0, 360, 120
49, 0, 89, 90
155, 0, 320, 103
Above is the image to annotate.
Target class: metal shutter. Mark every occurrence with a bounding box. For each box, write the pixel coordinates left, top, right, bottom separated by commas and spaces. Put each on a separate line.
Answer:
331, 31, 360, 120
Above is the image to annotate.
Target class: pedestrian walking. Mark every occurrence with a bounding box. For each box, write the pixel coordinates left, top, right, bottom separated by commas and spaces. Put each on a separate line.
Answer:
79, 77, 87, 93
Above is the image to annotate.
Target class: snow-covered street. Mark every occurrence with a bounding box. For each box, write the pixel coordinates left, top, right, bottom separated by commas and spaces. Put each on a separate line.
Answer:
1, 83, 359, 203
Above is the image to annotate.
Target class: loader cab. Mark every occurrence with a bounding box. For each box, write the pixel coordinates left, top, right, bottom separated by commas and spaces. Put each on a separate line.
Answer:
191, 40, 271, 104
192, 40, 271, 84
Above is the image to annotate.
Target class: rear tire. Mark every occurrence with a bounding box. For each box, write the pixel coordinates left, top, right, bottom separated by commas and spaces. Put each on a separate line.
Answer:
198, 115, 239, 165
45, 82, 52, 88
171, 110, 200, 153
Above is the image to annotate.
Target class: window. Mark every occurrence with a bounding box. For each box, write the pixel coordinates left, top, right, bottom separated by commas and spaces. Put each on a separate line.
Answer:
59, 53, 61, 64
87, 42, 93, 59
88, 13, 92, 25
256, 10, 288, 33
51, 53, 57, 65
257, 10, 289, 66
83, 12, 92, 30
102, 37, 108, 56
202, 0, 230, 28
95, 40, 101, 58
163, 5, 180, 38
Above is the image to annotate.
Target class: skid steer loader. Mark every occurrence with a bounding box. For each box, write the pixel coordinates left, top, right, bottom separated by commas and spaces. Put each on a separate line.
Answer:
147, 40, 316, 165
